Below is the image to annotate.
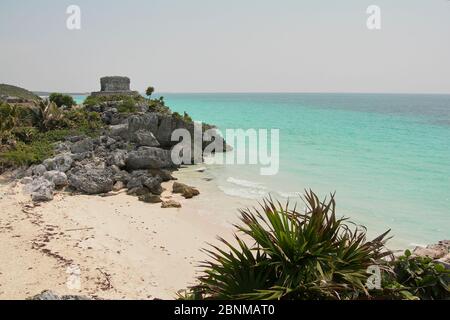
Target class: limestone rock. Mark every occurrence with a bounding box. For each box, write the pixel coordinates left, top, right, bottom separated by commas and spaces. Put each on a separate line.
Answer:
68, 168, 114, 195
134, 130, 160, 147
161, 200, 182, 209
43, 154, 73, 173
107, 149, 128, 168
138, 193, 162, 204
43, 170, 68, 188
108, 123, 129, 138
71, 138, 94, 154
126, 147, 174, 170
413, 240, 449, 260
172, 182, 200, 199
27, 177, 55, 202
126, 171, 163, 195
31, 164, 47, 176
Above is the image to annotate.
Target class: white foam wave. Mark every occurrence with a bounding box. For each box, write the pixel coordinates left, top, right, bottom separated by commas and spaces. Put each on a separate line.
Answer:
226, 177, 267, 190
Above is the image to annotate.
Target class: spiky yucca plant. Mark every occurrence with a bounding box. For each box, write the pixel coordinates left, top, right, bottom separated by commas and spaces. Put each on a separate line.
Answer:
184, 190, 392, 300
30, 100, 65, 132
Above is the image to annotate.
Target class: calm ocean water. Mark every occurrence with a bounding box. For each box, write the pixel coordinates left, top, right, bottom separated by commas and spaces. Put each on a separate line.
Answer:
75, 93, 450, 248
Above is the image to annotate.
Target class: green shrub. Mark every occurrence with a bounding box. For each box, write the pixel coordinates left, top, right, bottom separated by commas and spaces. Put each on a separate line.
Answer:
148, 99, 171, 114
83, 94, 145, 107
117, 99, 138, 114
0, 107, 104, 167
64, 109, 103, 135
382, 250, 450, 300
0, 140, 54, 166
182, 191, 392, 300
49, 93, 76, 108
10, 126, 39, 143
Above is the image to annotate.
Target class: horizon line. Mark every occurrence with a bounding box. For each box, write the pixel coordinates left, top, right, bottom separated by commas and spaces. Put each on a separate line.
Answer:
31, 90, 450, 96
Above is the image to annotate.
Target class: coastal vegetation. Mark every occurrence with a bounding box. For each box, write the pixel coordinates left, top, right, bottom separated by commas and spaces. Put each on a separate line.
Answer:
180, 191, 449, 300
48, 93, 76, 109
0, 100, 103, 168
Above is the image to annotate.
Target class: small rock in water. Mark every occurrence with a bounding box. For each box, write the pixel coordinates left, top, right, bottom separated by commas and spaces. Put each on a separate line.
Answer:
161, 200, 182, 209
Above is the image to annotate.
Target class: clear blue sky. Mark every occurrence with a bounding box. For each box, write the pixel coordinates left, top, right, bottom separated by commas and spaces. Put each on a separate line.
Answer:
1, 0, 449, 93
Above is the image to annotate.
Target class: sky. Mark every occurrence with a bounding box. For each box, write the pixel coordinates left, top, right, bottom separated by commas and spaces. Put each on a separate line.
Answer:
0, 0, 450, 93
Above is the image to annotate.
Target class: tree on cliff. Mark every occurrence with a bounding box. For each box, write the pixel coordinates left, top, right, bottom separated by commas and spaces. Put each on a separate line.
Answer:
146, 86, 155, 97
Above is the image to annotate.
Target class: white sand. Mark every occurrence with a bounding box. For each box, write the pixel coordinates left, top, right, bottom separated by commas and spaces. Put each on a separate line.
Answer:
0, 167, 254, 300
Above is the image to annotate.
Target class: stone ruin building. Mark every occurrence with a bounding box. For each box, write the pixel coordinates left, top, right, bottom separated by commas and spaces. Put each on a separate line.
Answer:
91, 76, 139, 97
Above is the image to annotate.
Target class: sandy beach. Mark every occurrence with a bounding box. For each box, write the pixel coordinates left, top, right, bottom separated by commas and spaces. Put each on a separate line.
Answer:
0, 167, 254, 300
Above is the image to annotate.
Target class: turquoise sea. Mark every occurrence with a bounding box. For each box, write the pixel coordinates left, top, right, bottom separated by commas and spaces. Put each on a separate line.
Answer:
75, 93, 450, 248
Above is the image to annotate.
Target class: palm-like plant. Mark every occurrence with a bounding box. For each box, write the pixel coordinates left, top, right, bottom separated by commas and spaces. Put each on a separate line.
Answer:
30, 100, 65, 132
185, 190, 392, 300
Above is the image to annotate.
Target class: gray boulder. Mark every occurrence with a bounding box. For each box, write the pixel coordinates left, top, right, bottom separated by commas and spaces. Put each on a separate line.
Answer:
71, 138, 94, 154
108, 124, 128, 138
43, 171, 68, 188
126, 147, 175, 170
126, 171, 163, 195
27, 177, 55, 202
138, 193, 162, 204
107, 149, 128, 168
43, 154, 73, 173
142, 175, 163, 195
128, 114, 159, 134
31, 164, 47, 176
68, 168, 114, 195
133, 130, 160, 147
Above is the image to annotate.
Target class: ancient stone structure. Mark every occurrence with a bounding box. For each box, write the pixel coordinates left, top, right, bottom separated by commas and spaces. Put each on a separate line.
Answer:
91, 76, 139, 97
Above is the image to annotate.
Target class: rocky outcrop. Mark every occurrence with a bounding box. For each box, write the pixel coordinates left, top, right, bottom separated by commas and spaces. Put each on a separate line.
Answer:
414, 240, 450, 269
18, 93, 227, 204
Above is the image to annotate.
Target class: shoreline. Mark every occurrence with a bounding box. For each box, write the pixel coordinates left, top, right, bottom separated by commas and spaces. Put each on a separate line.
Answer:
0, 167, 248, 300
0, 165, 436, 299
